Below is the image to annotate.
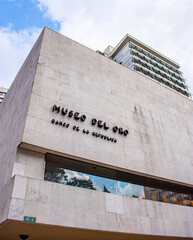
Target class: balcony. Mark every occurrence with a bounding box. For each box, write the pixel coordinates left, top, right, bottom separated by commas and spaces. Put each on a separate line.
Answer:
2, 174, 192, 239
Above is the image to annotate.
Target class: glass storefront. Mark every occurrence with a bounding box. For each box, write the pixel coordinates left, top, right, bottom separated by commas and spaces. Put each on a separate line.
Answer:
44, 154, 193, 207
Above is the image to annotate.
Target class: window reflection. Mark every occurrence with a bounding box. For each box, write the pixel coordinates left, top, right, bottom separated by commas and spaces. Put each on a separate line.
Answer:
143, 187, 193, 206
116, 181, 144, 198
44, 156, 193, 207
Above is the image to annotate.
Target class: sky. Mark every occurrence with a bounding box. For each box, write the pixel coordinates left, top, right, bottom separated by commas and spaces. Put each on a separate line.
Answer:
0, 0, 193, 95
64, 169, 145, 198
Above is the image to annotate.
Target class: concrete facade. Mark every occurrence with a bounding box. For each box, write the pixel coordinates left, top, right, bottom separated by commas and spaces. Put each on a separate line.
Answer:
0, 31, 44, 226
0, 27, 193, 240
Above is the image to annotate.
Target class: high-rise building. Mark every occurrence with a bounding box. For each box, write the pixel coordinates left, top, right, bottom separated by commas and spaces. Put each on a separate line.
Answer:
0, 28, 193, 240
0, 87, 8, 104
104, 34, 191, 98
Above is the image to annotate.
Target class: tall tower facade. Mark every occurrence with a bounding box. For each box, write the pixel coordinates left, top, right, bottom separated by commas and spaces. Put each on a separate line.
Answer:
104, 34, 191, 98
0, 87, 8, 104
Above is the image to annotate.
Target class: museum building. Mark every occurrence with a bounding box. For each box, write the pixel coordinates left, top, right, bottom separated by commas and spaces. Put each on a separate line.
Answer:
0, 27, 193, 240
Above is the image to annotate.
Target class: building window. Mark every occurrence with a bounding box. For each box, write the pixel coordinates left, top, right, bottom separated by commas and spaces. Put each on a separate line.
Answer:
44, 154, 193, 207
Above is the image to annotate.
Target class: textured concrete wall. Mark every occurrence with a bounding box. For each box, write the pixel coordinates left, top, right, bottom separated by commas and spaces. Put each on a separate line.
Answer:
8, 176, 193, 238
0, 29, 44, 224
22, 28, 193, 186
13, 148, 45, 180
0, 177, 14, 223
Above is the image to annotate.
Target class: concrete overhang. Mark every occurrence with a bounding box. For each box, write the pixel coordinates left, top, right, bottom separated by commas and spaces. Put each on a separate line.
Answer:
0, 220, 192, 240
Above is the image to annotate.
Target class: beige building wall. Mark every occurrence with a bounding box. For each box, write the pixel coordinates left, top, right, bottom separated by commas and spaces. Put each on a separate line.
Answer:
22, 28, 193, 185
0, 30, 44, 224
7, 175, 193, 238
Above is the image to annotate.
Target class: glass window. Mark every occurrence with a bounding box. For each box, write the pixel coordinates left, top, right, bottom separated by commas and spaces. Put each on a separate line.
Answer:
44, 154, 193, 207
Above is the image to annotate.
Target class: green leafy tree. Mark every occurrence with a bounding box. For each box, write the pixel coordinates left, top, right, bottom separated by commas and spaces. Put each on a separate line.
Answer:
45, 167, 96, 191
66, 177, 96, 190
45, 167, 68, 184
103, 185, 111, 193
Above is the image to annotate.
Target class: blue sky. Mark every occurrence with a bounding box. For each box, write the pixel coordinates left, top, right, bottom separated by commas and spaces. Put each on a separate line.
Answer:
0, 0, 193, 95
65, 169, 145, 198
0, 0, 59, 31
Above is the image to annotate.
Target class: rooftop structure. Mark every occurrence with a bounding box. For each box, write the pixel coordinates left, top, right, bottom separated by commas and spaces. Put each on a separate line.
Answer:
0, 28, 193, 240
0, 87, 8, 103
104, 34, 191, 98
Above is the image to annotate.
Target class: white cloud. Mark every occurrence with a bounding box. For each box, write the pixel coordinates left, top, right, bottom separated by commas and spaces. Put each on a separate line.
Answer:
36, 0, 193, 94
117, 182, 145, 198
1, 0, 193, 93
0, 25, 41, 88
65, 170, 90, 181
